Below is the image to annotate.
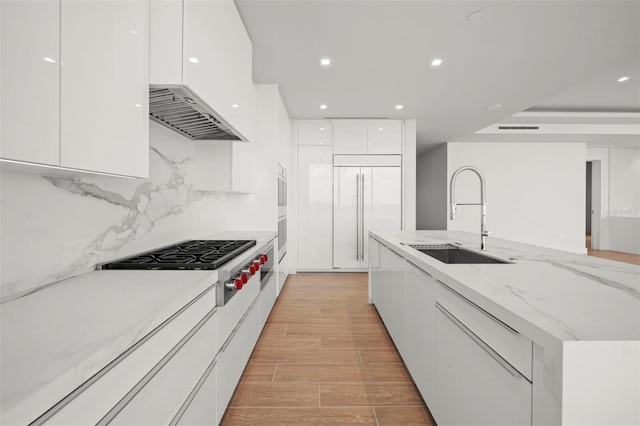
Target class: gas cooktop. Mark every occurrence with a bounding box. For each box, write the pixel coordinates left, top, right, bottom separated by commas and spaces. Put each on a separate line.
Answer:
100, 240, 256, 270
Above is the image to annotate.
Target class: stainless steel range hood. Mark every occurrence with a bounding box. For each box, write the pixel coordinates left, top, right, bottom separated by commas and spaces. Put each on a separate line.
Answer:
149, 85, 247, 141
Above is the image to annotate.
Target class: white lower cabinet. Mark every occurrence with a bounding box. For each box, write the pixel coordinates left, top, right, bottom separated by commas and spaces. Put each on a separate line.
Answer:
259, 275, 278, 329
175, 362, 218, 425
371, 243, 406, 355
434, 305, 532, 426
404, 262, 436, 404
216, 300, 260, 424
107, 309, 218, 425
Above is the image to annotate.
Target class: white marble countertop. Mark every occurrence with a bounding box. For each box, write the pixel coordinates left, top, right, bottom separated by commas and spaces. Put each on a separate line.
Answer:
370, 230, 640, 345
0, 231, 276, 422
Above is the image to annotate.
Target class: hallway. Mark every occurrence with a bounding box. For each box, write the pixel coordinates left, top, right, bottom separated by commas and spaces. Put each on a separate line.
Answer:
221, 273, 434, 425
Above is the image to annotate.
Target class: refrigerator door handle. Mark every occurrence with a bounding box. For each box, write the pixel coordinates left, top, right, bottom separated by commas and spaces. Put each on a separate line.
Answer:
356, 173, 360, 261
361, 173, 365, 262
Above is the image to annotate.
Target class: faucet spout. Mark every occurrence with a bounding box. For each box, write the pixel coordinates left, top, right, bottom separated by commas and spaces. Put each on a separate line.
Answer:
449, 166, 488, 250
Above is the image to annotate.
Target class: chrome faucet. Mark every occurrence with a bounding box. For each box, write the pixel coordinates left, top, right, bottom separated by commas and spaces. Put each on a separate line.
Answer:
450, 166, 489, 251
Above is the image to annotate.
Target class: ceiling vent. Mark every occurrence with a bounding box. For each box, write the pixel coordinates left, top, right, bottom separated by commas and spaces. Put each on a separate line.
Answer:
497, 125, 541, 131
149, 86, 246, 141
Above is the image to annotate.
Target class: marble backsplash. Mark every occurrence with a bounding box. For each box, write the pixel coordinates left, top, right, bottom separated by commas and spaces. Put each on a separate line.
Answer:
0, 123, 229, 301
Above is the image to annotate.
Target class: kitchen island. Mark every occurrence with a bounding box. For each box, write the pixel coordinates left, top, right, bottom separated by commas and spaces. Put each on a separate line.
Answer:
369, 230, 639, 426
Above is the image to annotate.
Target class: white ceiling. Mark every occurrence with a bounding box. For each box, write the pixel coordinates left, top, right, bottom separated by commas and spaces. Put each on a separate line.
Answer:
235, 0, 640, 152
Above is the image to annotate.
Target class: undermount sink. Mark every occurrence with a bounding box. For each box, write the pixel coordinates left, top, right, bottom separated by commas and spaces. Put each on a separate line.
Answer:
407, 243, 514, 264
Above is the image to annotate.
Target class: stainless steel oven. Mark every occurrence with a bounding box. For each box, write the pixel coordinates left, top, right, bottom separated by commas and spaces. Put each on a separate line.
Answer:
277, 164, 287, 262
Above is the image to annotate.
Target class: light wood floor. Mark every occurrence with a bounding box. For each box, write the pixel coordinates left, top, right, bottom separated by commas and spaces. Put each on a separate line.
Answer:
221, 273, 435, 425
586, 234, 640, 266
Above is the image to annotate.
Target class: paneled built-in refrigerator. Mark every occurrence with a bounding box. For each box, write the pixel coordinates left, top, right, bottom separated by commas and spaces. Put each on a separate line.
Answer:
333, 155, 402, 269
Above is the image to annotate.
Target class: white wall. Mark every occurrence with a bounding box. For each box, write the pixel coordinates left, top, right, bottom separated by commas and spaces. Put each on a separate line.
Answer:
446, 142, 586, 253
416, 144, 448, 230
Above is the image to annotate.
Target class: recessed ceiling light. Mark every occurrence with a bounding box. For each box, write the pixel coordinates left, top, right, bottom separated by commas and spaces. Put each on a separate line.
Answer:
134, 104, 142, 108
468, 10, 483, 21
378, 127, 384, 131
188, 57, 199, 63
431, 58, 443, 67
321, 58, 331, 66
320, 104, 327, 110
129, 30, 139, 36
42, 57, 56, 63
617, 76, 630, 83
319, 127, 325, 131
232, 104, 239, 108
395, 104, 404, 110
486, 103, 503, 110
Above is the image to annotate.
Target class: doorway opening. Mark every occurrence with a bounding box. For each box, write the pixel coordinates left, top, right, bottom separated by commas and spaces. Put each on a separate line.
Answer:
587, 160, 602, 251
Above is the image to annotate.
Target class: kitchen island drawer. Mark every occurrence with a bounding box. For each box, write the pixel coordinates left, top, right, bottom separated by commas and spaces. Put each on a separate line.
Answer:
436, 282, 532, 381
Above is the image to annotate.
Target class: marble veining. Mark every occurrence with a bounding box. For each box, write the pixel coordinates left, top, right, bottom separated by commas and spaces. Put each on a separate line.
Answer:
1, 124, 228, 301
373, 230, 640, 343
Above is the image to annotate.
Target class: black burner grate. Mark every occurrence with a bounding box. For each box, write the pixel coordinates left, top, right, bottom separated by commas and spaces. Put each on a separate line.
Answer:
102, 240, 257, 270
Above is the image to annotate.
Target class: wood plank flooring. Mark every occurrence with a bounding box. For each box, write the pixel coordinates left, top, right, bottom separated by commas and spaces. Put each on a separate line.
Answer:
586, 234, 640, 265
221, 273, 435, 425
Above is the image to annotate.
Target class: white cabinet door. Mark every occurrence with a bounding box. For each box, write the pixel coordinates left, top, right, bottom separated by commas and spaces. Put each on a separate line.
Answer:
333, 167, 361, 269
374, 244, 406, 355
333, 122, 368, 154
108, 311, 218, 425
297, 121, 332, 145
435, 306, 532, 426
363, 166, 402, 262
193, 141, 255, 193
183, 0, 255, 142
334, 166, 402, 269
297, 146, 333, 270
176, 362, 217, 426
217, 301, 260, 424
259, 275, 278, 330
367, 122, 402, 154
1, 1, 60, 165
60, 0, 149, 177
231, 141, 255, 193
405, 263, 436, 405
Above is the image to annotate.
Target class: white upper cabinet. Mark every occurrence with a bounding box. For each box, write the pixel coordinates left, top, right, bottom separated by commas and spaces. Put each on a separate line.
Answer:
297, 120, 332, 146
367, 122, 403, 154
150, 0, 255, 143
333, 120, 403, 155
60, 0, 149, 177
1, 1, 60, 166
193, 141, 255, 193
333, 122, 368, 154
0, 0, 150, 178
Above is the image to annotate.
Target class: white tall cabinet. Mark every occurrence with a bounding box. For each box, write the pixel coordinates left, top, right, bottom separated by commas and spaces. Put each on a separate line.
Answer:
297, 145, 334, 270
296, 119, 411, 271
1, 0, 150, 178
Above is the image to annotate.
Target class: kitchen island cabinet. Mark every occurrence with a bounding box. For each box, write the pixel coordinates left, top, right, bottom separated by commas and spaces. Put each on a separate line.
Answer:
369, 230, 640, 426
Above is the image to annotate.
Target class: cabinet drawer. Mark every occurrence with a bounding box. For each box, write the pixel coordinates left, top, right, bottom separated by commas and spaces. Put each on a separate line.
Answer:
217, 273, 260, 351
39, 286, 217, 426
435, 307, 532, 425
105, 308, 218, 425
436, 282, 532, 381
217, 297, 260, 423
